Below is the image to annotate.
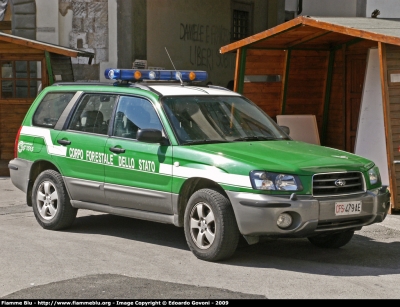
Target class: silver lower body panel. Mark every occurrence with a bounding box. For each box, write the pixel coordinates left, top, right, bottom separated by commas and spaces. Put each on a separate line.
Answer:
226, 189, 390, 237
70, 200, 179, 226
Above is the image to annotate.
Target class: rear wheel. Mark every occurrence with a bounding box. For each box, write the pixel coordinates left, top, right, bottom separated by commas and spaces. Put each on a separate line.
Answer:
32, 170, 77, 230
184, 189, 239, 262
308, 230, 354, 248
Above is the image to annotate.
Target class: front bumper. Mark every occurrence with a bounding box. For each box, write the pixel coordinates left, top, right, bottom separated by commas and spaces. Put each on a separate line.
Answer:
226, 188, 390, 237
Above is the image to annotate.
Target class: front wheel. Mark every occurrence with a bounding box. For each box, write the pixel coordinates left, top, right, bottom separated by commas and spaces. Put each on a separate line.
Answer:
184, 189, 239, 262
308, 230, 354, 248
32, 170, 77, 230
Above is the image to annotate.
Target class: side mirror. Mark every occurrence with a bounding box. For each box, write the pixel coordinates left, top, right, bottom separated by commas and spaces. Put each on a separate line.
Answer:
137, 129, 169, 145
280, 125, 290, 135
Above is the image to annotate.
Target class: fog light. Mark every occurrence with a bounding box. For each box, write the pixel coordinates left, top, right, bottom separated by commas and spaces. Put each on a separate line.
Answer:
277, 213, 293, 229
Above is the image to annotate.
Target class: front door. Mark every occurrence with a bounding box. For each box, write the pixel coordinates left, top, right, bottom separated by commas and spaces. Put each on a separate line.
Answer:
104, 95, 173, 214
346, 54, 367, 153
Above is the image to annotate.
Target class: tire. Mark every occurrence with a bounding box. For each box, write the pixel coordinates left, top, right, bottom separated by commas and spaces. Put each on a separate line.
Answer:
32, 170, 77, 230
308, 230, 354, 248
184, 188, 240, 262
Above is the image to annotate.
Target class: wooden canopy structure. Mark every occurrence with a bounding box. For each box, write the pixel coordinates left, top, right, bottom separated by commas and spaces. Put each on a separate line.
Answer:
0, 32, 93, 176
220, 16, 400, 212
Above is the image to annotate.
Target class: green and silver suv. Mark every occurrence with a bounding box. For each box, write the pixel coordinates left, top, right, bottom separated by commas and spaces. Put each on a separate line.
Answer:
9, 68, 390, 261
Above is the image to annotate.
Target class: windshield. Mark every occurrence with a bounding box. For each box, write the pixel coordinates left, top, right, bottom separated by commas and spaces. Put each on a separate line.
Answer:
162, 95, 290, 145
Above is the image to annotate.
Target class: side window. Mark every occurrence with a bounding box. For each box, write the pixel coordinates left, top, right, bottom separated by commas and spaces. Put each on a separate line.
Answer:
32, 92, 75, 128
1, 60, 42, 99
68, 94, 117, 135
113, 96, 163, 139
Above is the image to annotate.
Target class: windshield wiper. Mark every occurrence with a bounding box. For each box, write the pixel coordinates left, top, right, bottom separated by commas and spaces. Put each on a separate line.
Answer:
183, 139, 229, 145
233, 136, 277, 141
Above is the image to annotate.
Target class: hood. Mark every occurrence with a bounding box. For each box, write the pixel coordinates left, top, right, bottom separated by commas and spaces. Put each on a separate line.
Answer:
176, 140, 373, 176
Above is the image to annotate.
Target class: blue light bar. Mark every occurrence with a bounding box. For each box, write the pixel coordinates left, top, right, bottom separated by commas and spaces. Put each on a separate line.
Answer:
104, 68, 208, 82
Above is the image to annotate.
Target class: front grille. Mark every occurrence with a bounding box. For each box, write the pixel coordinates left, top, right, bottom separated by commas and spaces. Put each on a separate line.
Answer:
316, 219, 362, 230
313, 172, 364, 197
315, 217, 372, 230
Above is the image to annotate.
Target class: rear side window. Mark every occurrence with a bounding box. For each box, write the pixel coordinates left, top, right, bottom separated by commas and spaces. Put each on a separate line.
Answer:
68, 93, 117, 135
33, 92, 75, 128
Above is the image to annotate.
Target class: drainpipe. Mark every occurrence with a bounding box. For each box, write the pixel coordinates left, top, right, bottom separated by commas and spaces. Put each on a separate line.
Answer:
297, 0, 303, 15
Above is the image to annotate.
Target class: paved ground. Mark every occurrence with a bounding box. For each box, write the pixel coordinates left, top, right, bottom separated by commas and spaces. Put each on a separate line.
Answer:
1, 176, 400, 300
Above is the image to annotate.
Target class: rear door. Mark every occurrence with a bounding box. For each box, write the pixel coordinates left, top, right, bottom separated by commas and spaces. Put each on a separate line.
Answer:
54, 93, 117, 204
104, 95, 173, 214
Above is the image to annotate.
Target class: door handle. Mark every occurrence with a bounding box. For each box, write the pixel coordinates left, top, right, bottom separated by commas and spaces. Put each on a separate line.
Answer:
57, 139, 71, 146
109, 147, 125, 154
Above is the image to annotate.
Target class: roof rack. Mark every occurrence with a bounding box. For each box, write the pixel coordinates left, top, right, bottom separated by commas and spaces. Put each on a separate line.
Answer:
52, 82, 113, 86
127, 82, 152, 91
207, 85, 233, 92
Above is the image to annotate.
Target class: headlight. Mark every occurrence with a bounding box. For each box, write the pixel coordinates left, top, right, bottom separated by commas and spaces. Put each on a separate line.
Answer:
250, 171, 303, 191
368, 166, 381, 185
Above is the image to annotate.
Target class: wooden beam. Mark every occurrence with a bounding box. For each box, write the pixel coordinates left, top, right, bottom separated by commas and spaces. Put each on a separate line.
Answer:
0, 33, 93, 58
304, 17, 400, 47
0, 34, 78, 57
221, 16, 400, 56
287, 30, 331, 48
41, 58, 49, 89
280, 49, 291, 115
0, 21, 11, 30
246, 47, 333, 51
332, 37, 364, 51
0, 54, 44, 61
220, 18, 303, 54
236, 47, 247, 94
45, 51, 54, 85
379, 42, 396, 213
233, 50, 241, 92
344, 37, 364, 47
321, 49, 335, 145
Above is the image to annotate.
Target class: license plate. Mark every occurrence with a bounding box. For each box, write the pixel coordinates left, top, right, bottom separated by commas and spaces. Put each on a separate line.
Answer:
335, 201, 362, 215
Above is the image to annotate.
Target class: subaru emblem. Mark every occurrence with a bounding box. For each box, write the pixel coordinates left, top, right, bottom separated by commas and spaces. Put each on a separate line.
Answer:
335, 179, 346, 187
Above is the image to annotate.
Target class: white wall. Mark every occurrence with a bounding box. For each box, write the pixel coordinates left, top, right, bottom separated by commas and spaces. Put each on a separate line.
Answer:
366, 0, 400, 18
286, 0, 358, 17
100, 0, 117, 82
36, 0, 59, 44
355, 48, 389, 186
285, 0, 299, 13
286, 0, 400, 18
58, 9, 72, 48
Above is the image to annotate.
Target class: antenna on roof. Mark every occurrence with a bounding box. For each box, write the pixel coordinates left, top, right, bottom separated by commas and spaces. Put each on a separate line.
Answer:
165, 47, 183, 86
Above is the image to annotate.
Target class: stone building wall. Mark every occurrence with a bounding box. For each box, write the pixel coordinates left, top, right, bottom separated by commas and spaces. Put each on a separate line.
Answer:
59, 0, 109, 80
11, 0, 36, 39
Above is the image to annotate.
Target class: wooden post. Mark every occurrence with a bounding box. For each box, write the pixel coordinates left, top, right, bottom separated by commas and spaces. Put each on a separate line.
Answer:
45, 51, 54, 85
41, 56, 49, 89
235, 47, 247, 94
280, 49, 291, 115
233, 49, 241, 93
321, 49, 335, 145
